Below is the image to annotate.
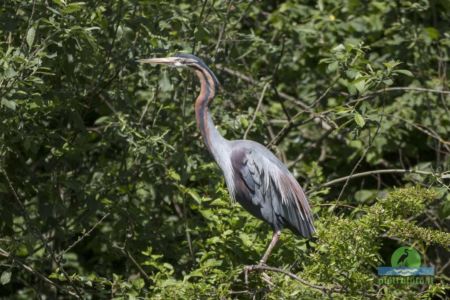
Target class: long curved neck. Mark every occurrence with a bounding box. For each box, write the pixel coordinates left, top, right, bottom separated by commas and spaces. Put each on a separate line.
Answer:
193, 68, 228, 160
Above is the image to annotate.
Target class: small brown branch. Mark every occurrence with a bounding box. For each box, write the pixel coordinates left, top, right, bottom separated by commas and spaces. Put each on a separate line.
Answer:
266, 115, 314, 147
347, 86, 450, 106
370, 86, 450, 96
397, 116, 450, 147
113, 244, 151, 282
0, 247, 80, 298
288, 127, 334, 168
244, 264, 342, 294
58, 213, 110, 258
1, 168, 84, 298
319, 169, 449, 188
244, 81, 270, 139
216, 65, 338, 133
213, 0, 233, 56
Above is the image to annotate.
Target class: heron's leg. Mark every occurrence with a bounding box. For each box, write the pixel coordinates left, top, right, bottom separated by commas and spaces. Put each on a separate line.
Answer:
259, 230, 281, 265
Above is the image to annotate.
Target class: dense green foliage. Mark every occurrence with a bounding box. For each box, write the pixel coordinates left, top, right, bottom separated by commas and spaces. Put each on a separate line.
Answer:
1, 0, 449, 298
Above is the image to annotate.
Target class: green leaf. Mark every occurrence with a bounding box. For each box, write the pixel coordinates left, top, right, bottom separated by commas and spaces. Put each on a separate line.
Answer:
331, 44, 345, 52
202, 259, 222, 268
395, 69, 413, 77
346, 69, 359, 79
26, 27, 36, 48
239, 232, 253, 247
132, 278, 145, 290
167, 169, 180, 181
355, 190, 375, 203
352, 78, 366, 94
383, 60, 401, 71
1, 271, 11, 285
424, 27, 439, 40
327, 61, 339, 73
354, 112, 365, 127
94, 116, 110, 125
1, 98, 16, 111
187, 189, 201, 204
63, 2, 86, 13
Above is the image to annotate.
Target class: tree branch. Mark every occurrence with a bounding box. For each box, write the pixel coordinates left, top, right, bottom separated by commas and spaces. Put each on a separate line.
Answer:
0, 247, 80, 298
370, 86, 450, 95
244, 264, 342, 294
319, 169, 449, 188
58, 213, 111, 259
244, 81, 270, 139
112, 244, 151, 282
216, 65, 338, 133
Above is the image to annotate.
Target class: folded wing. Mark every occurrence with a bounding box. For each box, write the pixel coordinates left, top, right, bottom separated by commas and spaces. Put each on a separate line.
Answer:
231, 146, 315, 237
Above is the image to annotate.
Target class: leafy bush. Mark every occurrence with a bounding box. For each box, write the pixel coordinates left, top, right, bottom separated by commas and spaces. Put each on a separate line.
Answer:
1, 0, 449, 299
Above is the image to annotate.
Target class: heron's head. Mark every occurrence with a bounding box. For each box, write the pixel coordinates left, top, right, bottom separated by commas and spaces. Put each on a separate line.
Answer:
138, 53, 204, 69
139, 53, 220, 91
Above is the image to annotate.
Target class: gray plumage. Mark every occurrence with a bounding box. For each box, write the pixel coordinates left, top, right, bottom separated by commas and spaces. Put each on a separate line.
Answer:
230, 140, 315, 237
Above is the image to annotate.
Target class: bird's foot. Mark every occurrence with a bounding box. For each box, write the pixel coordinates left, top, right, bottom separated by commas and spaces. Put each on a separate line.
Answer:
243, 263, 273, 288
261, 272, 274, 289
243, 265, 253, 285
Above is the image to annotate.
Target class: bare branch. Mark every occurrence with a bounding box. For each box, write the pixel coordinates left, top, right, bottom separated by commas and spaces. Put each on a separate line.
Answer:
244, 264, 342, 294
112, 244, 151, 282
213, 0, 233, 57
0, 247, 80, 298
216, 64, 338, 133
370, 86, 450, 96
244, 81, 270, 139
58, 213, 111, 258
0, 168, 84, 298
318, 169, 449, 188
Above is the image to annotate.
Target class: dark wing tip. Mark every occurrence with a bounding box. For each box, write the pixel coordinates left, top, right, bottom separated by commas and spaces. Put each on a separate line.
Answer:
280, 173, 315, 238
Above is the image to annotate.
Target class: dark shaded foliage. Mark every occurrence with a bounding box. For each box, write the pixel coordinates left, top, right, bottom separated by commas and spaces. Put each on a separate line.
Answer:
0, 0, 449, 298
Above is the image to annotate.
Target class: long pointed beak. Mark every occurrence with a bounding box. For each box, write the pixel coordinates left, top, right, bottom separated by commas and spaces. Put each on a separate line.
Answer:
137, 57, 178, 65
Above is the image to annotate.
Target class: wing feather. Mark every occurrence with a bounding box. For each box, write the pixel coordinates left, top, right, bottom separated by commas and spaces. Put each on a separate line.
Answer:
231, 146, 315, 237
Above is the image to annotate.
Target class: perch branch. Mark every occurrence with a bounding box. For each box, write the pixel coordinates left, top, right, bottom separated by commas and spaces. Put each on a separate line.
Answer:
319, 169, 449, 188
244, 264, 342, 294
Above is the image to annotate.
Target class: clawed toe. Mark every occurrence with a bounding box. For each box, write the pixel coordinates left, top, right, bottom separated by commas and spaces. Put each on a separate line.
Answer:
261, 272, 274, 288
243, 264, 273, 287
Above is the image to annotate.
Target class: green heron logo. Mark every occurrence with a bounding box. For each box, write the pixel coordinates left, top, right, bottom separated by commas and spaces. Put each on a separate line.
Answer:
377, 246, 434, 285
391, 247, 421, 268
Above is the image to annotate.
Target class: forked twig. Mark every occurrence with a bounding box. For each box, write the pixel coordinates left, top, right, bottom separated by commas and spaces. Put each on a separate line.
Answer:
243, 264, 342, 294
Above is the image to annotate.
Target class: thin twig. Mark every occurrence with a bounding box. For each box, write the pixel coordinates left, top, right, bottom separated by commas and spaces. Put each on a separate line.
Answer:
369, 86, 450, 96
318, 169, 449, 188
244, 264, 341, 293
396, 115, 450, 147
244, 82, 270, 139
216, 64, 338, 132
0, 247, 79, 298
288, 127, 334, 168
337, 93, 385, 201
139, 91, 155, 124
214, 0, 233, 57
1, 168, 83, 298
191, 0, 208, 53
112, 244, 151, 282
58, 213, 111, 258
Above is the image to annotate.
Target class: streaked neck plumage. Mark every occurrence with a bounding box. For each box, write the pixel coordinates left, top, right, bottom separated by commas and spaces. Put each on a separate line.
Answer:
190, 60, 235, 198
193, 68, 228, 158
